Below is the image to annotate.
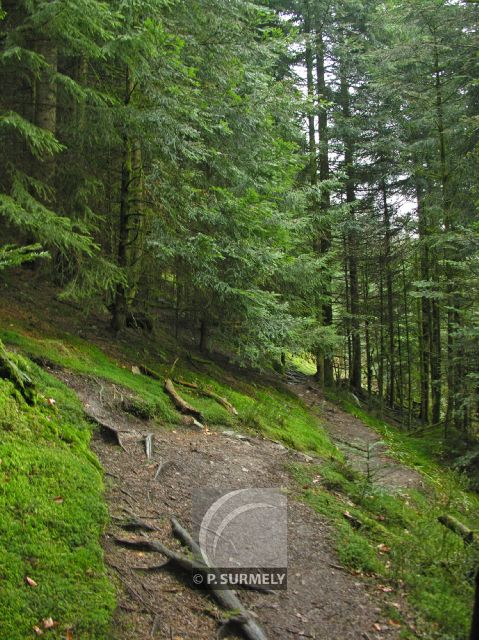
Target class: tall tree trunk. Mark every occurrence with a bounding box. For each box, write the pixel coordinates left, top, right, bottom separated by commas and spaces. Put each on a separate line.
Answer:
340, 61, 361, 391
304, 7, 317, 190
34, 38, 58, 191
382, 181, 395, 409
417, 185, 431, 424
364, 261, 372, 403
402, 262, 413, 428
378, 267, 385, 416
112, 66, 134, 332
433, 37, 459, 434
315, 28, 333, 387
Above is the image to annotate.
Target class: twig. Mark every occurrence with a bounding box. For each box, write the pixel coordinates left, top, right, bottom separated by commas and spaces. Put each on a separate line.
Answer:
119, 487, 136, 501
109, 562, 158, 615
328, 563, 349, 572
168, 357, 179, 378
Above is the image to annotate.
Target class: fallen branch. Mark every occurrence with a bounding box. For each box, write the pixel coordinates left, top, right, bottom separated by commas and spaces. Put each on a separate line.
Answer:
175, 379, 238, 415
115, 536, 268, 640
164, 378, 204, 423
438, 515, 479, 546
145, 433, 154, 459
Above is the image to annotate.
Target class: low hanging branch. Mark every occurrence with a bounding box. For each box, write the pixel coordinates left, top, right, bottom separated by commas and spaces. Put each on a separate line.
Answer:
174, 379, 238, 415
164, 378, 204, 423
114, 533, 268, 640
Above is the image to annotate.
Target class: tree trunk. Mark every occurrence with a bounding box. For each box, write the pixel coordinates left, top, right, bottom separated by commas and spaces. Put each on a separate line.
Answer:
417, 185, 431, 425
111, 67, 144, 332
34, 38, 58, 191
340, 61, 361, 391
382, 182, 395, 409
315, 28, 334, 387
471, 569, 479, 640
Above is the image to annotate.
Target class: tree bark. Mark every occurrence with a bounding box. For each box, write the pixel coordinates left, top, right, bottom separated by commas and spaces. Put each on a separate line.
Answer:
111, 67, 144, 332
34, 38, 58, 191
315, 27, 334, 387
340, 60, 361, 391
417, 184, 431, 425
382, 182, 395, 409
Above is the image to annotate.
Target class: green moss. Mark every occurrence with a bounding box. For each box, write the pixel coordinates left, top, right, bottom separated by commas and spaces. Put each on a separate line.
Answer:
0, 362, 115, 639
0, 329, 178, 423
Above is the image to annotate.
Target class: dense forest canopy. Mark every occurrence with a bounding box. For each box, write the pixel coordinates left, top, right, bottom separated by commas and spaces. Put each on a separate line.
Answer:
1, 0, 479, 447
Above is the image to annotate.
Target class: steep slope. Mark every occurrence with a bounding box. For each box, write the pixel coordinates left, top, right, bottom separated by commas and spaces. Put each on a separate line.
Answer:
0, 283, 477, 639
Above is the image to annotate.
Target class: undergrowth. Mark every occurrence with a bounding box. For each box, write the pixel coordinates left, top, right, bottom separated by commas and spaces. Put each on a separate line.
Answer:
290, 387, 479, 639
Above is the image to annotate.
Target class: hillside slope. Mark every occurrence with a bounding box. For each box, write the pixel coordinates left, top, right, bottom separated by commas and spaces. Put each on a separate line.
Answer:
0, 281, 477, 639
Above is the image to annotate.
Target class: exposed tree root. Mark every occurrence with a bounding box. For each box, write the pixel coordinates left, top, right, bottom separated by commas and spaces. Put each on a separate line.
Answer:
114, 532, 269, 640
83, 408, 129, 451
174, 379, 238, 415
438, 515, 478, 546
164, 378, 204, 423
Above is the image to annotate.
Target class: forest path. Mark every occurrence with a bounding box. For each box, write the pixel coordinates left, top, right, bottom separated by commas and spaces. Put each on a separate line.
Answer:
54, 367, 404, 640
286, 372, 423, 492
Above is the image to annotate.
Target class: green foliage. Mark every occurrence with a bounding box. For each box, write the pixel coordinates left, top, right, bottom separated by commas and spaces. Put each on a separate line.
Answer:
0, 111, 64, 157
0, 244, 48, 270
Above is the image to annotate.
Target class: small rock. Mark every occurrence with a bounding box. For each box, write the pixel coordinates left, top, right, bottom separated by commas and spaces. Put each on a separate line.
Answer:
296, 452, 314, 463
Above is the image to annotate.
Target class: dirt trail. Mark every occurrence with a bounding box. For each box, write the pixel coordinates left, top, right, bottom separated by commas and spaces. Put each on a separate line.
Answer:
54, 368, 411, 640
286, 372, 423, 492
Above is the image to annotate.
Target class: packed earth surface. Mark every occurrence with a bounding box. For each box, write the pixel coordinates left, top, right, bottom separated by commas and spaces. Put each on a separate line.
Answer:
51, 368, 414, 640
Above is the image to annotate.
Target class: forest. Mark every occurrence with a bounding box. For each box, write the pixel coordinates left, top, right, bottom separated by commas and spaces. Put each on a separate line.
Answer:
1, 0, 479, 639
